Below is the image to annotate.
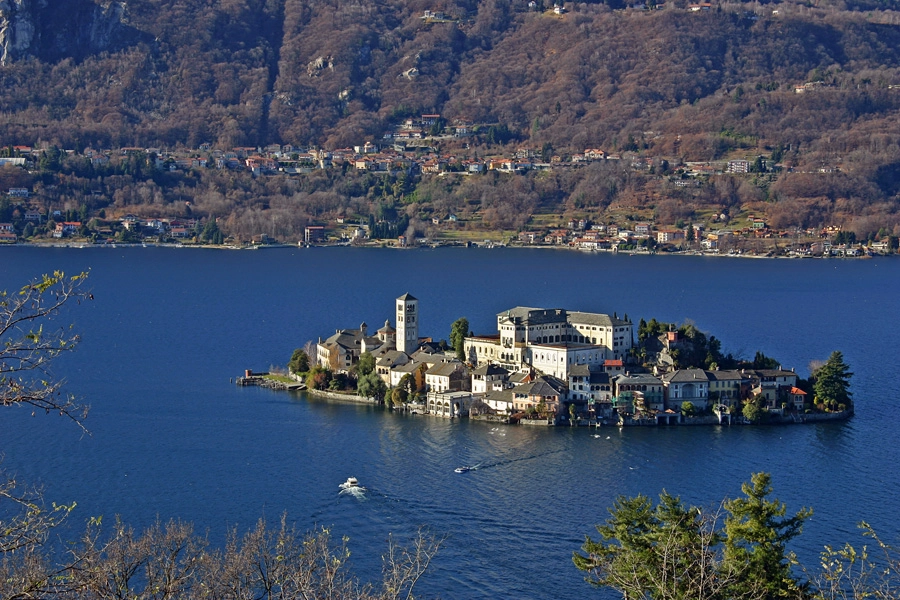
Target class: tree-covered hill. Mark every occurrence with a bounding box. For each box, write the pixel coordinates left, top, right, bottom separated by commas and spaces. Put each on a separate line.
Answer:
3, 0, 899, 155
2, 0, 900, 239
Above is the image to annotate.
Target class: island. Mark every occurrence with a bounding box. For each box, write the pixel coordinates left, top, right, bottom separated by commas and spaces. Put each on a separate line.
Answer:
258, 293, 852, 427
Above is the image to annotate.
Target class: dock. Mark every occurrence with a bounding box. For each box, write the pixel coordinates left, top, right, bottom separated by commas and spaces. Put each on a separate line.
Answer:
235, 370, 306, 391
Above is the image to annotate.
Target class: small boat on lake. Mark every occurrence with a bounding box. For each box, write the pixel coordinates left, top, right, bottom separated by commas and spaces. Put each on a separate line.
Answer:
339, 477, 361, 490
454, 466, 473, 473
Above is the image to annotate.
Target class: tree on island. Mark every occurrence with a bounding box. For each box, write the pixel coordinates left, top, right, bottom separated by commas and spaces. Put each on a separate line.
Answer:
742, 394, 766, 424
288, 347, 310, 374
638, 317, 669, 343
635, 319, 734, 370
305, 365, 331, 390
357, 351, 376, 377
391, 386, 408, 406
414, 364, 428, 396
449, 317, 469, 362
574, 472, 811, 600
357, 371, 387, 402
813, 351, 853, 411
752, 351, 780, 370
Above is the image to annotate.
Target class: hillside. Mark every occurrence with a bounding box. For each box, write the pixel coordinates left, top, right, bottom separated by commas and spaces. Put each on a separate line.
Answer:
2, 0, 900, 240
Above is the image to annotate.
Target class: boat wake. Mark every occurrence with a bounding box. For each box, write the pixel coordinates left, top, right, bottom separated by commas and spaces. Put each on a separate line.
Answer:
338, 477, 367, 499
454, 463, 482, 473
470, 448, 566, 471
339, 486, 367, 499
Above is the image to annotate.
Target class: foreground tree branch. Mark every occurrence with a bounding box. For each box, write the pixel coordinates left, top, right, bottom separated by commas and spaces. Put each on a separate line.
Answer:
0, 271, 90, 430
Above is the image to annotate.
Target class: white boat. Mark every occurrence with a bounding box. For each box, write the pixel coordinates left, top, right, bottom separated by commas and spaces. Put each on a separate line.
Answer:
339, 477, 361, 490
454, 466, 472, 473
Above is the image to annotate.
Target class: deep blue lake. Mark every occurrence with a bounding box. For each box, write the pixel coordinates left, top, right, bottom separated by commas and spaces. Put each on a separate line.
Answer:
0, 246, 897, 599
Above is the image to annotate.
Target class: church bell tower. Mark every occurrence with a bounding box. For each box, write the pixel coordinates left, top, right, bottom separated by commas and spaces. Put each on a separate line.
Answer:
396, 293, 419, 353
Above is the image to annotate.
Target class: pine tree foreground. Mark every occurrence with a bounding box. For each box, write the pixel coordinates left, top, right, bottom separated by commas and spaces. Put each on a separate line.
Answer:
574, 473, 899, 600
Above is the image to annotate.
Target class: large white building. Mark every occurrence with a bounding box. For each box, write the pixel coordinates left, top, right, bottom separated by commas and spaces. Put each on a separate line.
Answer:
463, 307, 633, 379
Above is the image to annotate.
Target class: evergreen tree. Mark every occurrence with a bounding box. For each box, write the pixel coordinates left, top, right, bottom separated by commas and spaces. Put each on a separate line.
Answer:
357, 371, 387, 402
288, 348, 310, 374
357, 351, 375, 377
813, 351, 852, 409
575, 473, 811, 600
723, 473, 812, 599
752, 351, 779, 370
449, 317, 469, 361
200, 218, 222, 244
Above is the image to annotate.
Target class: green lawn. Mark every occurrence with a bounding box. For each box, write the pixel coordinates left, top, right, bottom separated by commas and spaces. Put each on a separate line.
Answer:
263, 373, 296, 384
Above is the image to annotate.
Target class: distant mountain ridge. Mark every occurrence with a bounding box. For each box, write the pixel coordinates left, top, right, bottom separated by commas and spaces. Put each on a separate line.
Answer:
0, 0, 897, 155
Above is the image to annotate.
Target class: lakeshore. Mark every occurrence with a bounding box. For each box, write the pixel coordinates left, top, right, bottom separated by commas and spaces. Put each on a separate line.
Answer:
6, 237, 888, 261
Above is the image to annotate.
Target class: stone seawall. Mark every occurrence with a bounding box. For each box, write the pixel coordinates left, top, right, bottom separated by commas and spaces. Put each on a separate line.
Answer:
623, 408, 853, 427
520, 418, 554, 427
304, 388, 379, 404
679, 416, 722, 426
771, 407, 853, 424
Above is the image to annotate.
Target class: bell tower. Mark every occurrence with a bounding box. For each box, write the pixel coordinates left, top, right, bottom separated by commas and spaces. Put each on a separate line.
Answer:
396, 293, 419, 353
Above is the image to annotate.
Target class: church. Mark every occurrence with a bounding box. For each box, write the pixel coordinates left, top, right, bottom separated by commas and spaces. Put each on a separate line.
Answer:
315, 293, 422, 370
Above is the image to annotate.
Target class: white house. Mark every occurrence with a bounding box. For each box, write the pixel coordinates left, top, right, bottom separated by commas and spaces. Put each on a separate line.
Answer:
425, 360, 468, 393
471, 363, 509, 394
661, 369, 710, 410
426, 390, 472, 418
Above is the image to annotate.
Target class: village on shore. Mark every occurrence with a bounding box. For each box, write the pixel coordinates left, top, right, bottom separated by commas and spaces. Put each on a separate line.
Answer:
288, 293, 852, 427
0, 131, 894, 258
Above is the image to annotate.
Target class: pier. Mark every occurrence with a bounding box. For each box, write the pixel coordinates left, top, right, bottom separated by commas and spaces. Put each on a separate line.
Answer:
236, 370, 306, 391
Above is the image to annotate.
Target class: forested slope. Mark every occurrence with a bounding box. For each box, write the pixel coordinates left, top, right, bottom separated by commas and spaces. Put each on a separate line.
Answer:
2, 0, 900, 237
2, 0, 899, 154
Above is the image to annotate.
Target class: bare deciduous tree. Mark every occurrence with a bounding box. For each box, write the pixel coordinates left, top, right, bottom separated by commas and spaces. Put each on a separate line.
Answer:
0, 270, 90, 429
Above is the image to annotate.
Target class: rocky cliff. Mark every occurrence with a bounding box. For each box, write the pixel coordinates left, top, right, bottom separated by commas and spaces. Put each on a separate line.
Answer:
0, 0, 130, 64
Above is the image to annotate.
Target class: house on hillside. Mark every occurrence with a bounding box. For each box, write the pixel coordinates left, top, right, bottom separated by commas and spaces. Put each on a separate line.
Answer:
53, 222, 81, 238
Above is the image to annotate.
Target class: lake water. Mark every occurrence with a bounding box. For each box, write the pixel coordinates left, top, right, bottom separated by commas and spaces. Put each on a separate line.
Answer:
0, 246, 897, 599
